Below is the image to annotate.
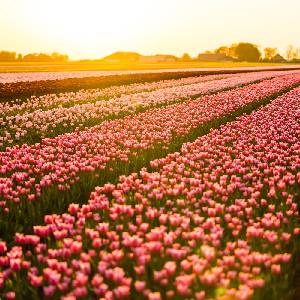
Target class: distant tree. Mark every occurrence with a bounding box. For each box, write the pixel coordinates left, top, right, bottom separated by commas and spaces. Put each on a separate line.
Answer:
23, 52, 69, 62
264, 47, 278, 60
0, 51, 16, 62
297, 48, 300, 60
288, 47, 300, 62
214, 46, 230, 56
23, 53, 47, 62
286, 45, 300, 61
51, 52, 69, 62
17, 54, 23, 61
296, 48, 300, 59
234, 43, 261, 62
286, 45, 297, 61
181, 53, 191, 61
228, 43, 238, 58
214, 45, 239, 58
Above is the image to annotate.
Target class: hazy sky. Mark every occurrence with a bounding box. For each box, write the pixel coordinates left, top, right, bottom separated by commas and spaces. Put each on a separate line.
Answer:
1, 0, 299, 59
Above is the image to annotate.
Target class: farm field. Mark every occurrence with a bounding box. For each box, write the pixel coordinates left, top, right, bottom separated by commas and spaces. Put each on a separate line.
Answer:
0, 68, 300, 300
0, 61, 295, 74
2, 67, 300, 103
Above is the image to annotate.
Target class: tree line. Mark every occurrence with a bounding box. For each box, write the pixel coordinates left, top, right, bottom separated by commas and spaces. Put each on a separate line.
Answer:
1, 43, 300, 63
180, 43, 300, 63
181, 43, 300, 63
0, 51, 69, 62
213, 43, 300, 62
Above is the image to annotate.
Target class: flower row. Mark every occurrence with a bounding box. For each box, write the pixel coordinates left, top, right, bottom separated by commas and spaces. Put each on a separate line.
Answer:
1, 85, 300, 299
1, 73, 300, 233
0, 69, 247, 101
0, 73, 230, 117
0, 70, 143, 84
0, 71, 295, 148
0, 66, 297, 84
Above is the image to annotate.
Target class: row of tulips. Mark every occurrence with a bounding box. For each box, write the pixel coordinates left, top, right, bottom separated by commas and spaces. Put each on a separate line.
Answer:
0, 71, 296, 149
0, 70, 152, 84
1, 85, 300, 299
0, 73, 231, 117
0, 66, 298, 84
2, 71, 291, 117
1, 69, 257, 102
1, 73, 300, 239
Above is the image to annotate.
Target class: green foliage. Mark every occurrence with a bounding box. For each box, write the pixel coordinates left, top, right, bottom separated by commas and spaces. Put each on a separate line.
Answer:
0, 51, 16, 62
234, 42, 261, 62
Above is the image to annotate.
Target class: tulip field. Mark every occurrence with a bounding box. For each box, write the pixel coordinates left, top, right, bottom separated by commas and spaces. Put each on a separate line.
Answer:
0, 69, 300, 299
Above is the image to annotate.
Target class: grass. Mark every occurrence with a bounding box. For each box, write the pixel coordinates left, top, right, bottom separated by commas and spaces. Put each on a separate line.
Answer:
0, 61, 295, 73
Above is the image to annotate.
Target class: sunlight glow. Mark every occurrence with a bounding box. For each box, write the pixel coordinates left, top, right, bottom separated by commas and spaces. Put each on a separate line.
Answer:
1, 0, 300, 59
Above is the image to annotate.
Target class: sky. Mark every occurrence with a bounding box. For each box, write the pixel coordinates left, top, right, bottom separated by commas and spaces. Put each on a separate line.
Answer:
0, 0, 299, 60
